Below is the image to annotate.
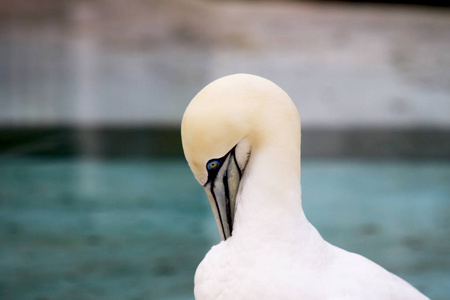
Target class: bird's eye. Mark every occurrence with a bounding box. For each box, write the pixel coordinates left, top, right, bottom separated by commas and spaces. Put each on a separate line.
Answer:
207, 160, 220, 170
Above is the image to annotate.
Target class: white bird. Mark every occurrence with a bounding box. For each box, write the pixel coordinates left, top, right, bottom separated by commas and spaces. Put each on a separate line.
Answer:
181, 74, 429, 300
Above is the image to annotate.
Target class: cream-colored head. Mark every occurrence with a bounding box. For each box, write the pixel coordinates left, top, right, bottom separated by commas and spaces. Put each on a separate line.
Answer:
181, 73, 300, 185
181, 74, 300, 240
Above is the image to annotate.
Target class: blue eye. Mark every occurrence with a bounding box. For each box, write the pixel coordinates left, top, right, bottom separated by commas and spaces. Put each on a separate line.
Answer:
207, 160, 220, 170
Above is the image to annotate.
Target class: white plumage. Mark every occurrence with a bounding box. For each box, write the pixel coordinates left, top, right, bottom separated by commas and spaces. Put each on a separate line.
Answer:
181, 74, 429, 300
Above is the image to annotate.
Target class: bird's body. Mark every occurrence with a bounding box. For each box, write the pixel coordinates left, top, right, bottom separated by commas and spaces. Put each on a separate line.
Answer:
195, 229, 425, 299
181, 74, 429, 300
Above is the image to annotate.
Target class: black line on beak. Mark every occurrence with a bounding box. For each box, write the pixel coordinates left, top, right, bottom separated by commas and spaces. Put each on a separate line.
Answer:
232, 150, 242, 178
223, 170, 233, 234
209, 183, 226, 239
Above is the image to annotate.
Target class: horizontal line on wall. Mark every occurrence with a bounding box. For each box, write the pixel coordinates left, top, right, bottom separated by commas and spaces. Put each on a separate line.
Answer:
1, 126, 449, 159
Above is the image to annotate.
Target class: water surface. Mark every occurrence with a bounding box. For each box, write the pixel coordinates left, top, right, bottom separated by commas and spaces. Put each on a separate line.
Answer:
0, 158, 448, 299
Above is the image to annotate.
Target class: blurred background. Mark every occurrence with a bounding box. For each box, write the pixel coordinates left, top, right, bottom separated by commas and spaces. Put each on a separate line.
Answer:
0, 0, 449, 299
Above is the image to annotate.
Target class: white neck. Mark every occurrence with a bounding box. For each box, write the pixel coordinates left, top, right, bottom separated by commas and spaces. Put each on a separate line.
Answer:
232, 125, 311, 246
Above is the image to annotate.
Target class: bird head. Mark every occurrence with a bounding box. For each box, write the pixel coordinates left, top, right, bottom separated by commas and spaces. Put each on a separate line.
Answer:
181, 74, 300, 240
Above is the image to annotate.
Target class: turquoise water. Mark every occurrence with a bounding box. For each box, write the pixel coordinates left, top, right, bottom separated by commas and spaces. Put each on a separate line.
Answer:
0, 158, 449, 300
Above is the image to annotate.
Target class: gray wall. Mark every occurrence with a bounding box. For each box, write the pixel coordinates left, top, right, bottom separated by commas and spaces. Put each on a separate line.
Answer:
1, 0, 449, 157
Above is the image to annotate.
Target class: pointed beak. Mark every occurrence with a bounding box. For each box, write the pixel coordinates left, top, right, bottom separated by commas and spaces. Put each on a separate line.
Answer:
204, 150, 241, 240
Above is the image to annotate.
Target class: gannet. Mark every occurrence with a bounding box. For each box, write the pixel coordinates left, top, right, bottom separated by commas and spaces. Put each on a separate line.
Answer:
181, 74, 429, 300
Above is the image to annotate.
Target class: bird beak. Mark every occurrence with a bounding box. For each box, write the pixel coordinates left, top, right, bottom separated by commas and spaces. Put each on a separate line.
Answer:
204, 149, 241, 241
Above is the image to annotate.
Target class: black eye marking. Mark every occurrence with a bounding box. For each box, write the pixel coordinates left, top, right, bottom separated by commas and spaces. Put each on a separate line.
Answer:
205, 146, 237, 185
207, 160, 220, 170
